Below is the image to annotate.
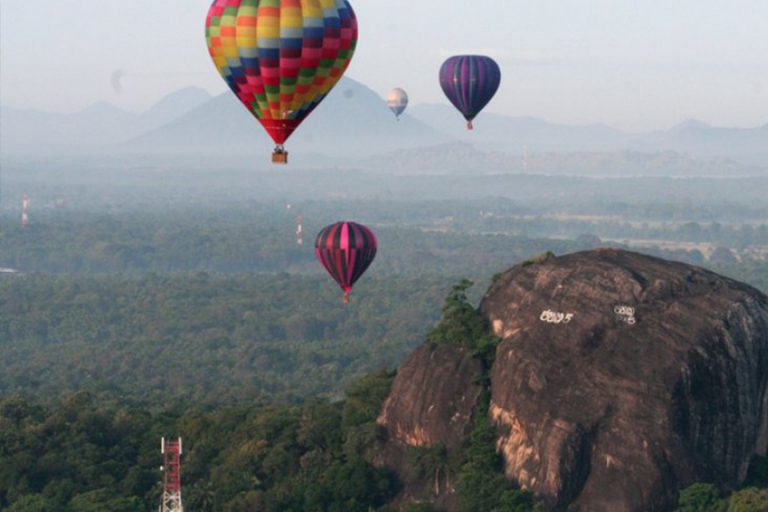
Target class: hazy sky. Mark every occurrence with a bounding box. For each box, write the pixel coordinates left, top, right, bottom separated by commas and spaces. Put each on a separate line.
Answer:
2, 0, 767, 131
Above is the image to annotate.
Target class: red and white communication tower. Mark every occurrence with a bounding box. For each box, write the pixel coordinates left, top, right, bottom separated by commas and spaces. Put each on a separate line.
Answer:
21, 194, 30, 228
297, 213, 304, 245
160, 437, 184, 512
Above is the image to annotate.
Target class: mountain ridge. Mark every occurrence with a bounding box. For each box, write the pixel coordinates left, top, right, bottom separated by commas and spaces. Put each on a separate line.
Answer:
2, 78, 767, 169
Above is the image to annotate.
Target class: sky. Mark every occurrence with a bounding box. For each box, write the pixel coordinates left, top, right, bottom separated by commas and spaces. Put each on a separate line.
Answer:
1, 0, 768, 131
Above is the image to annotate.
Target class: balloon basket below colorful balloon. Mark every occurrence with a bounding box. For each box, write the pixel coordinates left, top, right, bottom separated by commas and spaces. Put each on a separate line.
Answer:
343, 291, 350, 304
466, 121, 474, 130
272, 148, 288, 164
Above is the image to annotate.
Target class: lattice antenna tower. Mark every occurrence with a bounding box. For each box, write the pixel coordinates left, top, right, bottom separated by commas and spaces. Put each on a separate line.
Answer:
159, 437, 184, 512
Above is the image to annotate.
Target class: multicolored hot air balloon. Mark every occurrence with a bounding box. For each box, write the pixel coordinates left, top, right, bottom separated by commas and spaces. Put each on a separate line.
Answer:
386, 88, 408, 120
205, 0, 359, 164
439, 55, 501, 130
315, 221, 377, 303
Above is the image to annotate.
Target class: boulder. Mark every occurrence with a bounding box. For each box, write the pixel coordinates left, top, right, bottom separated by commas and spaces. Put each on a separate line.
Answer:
482, 249, 768, 511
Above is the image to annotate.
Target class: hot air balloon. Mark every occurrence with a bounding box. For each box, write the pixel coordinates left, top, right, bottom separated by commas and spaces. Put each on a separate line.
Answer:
315, 221, 377, 303
439, 55, 501, 130
205, 0, 359, 164
386, 88, 408, 120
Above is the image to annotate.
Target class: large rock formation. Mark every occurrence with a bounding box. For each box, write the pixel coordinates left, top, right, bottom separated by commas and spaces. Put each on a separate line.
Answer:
376, 249, 768, 511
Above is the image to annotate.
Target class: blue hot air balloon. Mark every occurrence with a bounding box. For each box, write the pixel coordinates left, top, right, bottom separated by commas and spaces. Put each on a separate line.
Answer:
439, 55, 501, 130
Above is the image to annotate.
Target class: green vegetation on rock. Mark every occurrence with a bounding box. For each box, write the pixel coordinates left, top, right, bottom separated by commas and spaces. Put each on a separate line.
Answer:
675, 483, 725, 512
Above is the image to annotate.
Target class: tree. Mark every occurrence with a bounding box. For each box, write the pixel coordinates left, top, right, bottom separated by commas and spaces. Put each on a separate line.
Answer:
728, 488, 768, 512
710, 247, 738, 265
342, 370, 396, 429
68, 489, 145, 512
6, 495, 59, 512
675, 483, 725, 512
405, 504, 435, 512
456, 391, 533, 512
409, 444, 452, 496
427, 279, 497, 354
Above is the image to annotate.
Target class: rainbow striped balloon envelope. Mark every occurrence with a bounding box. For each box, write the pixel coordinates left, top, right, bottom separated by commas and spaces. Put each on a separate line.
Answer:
315, 221, 377, 303
205, 0, 358, 161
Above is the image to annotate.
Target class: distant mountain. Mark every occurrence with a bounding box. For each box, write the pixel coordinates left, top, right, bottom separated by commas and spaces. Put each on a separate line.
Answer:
408, 105, 768, 163
126, 77, 452, 163
0, 87, 212, 154
669, 118, 712, 132
637, 119, 768, 163
133, 87, 212, 133
2, 78, 767, 169
408, 103, 630, 153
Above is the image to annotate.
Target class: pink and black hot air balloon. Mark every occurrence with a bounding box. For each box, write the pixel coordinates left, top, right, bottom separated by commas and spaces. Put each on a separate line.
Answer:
439, 55, 501, 130
315, 221, 377, 303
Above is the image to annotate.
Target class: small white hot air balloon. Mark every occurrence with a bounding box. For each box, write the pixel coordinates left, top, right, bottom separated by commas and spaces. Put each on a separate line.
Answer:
386, 88, 409, 120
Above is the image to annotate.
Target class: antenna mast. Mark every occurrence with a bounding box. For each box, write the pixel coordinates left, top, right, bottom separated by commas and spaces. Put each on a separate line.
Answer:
21, 194, 30, 228
160, 437, 184, 512
297, 213, 304, 245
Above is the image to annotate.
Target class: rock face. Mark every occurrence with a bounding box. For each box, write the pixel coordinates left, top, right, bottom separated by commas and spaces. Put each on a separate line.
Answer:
375, 343, 484, 508
482, 249, 768, 511
375, 249, 768, 512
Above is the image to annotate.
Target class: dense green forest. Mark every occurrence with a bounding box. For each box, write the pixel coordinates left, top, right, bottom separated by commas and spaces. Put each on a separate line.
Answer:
0, 284, 543, 512
0, 195, 766, 511
0, 274, 450, 404
1, 207, 767, 406
0, 373, 399, 511
2, 205, 768, 275
0, 208, 584, 275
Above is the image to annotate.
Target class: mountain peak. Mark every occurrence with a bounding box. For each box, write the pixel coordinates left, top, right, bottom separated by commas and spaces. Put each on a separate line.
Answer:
671, 118, 711, 131
144, 87, 212, 113
78, 101, 130, 116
